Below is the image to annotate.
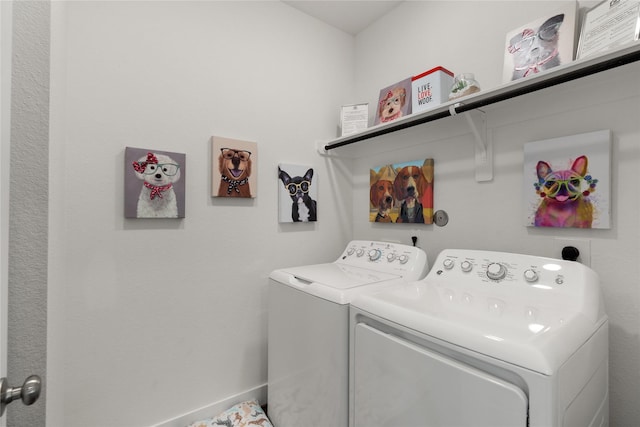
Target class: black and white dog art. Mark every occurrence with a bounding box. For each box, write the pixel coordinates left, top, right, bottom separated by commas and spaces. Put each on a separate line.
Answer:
278, 166, 317, 222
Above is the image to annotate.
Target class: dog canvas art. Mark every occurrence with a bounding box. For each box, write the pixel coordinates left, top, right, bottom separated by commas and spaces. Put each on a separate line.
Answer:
124, 147, 185, 218
211, 136, 257, 198
503, 4, 576, 83
278, 164, 317, 223
523, 130, 611, 229
369, 159, 434, 224
534, 155, 595, 228
374, 78, 412, 125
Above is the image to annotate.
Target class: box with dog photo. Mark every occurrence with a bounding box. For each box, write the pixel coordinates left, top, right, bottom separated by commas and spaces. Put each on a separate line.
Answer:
503, 3, 577, 83
369, 159, 434, 224
278, 163, 318, 223
374, 78, 412, 125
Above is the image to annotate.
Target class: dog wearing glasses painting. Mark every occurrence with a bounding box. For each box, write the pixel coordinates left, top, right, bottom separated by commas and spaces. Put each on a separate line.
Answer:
278, 167, 317, 222
218, 147, 253, 197
132, 152, 182, 218
533, 155, 597, 228
506, 13, 565, 81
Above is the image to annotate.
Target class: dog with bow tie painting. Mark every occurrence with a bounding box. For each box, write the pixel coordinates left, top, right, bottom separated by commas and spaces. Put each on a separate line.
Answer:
125, 147, 185, 218
211, 136, 258, 199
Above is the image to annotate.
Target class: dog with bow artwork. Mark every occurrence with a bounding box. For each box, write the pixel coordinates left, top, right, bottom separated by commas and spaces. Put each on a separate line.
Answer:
131, 151, 182, 218
533, 155, 597, 228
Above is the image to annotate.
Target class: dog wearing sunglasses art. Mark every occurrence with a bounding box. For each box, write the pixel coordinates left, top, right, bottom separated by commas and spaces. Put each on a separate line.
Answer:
507, 13, 565, 81
218, 147, 253, 197
533, 155, 597, 228
132, 152, 181, 218
278, 167, 317, 222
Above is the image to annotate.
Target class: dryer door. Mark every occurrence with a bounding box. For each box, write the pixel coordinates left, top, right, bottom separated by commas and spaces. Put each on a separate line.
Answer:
353, 323, 528, 427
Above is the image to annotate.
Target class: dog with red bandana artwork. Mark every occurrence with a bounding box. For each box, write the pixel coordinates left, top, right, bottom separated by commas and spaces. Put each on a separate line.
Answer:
132, 152, 181, 218
377, 87, 407, 123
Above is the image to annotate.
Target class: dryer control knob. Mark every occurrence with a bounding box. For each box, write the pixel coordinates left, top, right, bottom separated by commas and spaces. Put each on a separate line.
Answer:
443, 258, 455, 270
461, 260, 473, 272
368, 249, 382, 261
398, 254, 409, 264
523, 269, 538, 282
486, 263, 507, 281
387, 253, 396, 262
356, 249, 365, 257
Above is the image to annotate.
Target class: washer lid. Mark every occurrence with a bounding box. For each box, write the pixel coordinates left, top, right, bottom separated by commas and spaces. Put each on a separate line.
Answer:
270, 263, 401, 305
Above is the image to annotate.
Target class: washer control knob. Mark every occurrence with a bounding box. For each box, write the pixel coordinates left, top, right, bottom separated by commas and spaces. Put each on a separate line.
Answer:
398, 254, 409, 264
443, 259, 455, 270
356, 249, 364, 257
346, 248, 355, 256
486, 263, 507, 281
523, 269, 538, 283
460, 260, 473, 272
387, 253, 396, 262
368, 249, 382, 261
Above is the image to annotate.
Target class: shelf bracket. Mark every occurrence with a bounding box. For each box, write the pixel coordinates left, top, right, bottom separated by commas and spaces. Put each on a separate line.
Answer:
449, 104, 493, 182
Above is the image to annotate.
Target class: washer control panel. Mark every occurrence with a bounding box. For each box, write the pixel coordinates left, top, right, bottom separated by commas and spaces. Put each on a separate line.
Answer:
339, 240, 429, 281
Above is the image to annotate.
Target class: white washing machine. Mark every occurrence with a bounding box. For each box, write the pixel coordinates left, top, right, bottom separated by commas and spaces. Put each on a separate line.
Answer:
268, 240, 429, 427
350, 249, 608, 427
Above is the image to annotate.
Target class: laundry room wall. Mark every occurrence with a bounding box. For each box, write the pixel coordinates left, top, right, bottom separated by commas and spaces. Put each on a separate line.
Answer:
47, 2, 355, 425
350, 1, 639, 426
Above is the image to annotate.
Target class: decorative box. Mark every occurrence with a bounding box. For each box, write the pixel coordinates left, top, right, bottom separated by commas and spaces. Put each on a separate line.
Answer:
411, 66, 454, 113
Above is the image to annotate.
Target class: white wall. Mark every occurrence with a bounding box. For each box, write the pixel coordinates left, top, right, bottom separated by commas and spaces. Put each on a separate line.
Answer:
48, 1, 355, 425
45, 1, 640, 426
352, 2, 639, 426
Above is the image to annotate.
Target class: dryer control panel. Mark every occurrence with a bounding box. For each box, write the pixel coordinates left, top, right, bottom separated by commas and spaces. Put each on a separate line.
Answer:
434, 249, 597, 288
338, 240, 429, 282
430, 249, 605, 324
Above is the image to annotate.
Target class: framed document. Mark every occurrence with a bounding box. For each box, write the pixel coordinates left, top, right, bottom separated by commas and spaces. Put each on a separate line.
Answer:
340, 103, 369, 136
577, 0, 640, 59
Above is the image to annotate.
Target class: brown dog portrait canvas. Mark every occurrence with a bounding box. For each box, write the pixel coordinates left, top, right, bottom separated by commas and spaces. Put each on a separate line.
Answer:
369, 159, 434, 224
211, 136, 257, 198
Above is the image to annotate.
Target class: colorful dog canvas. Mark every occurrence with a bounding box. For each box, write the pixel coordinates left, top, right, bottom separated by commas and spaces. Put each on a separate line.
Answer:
523, 130, 611, 229
374, 78, 412, 125
212, 136, 257, 198
369, 159, 434, 224
125, 147, 186, 218
503, 3, 577, 83
278, 163, 318, 223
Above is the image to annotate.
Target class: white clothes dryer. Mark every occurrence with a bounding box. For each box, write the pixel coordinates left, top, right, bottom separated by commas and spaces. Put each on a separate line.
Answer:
268, 240, 429, 427
350, 249, 608, 427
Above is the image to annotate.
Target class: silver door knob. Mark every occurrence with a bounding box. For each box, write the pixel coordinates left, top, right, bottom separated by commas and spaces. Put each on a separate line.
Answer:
0, 375, 41, 416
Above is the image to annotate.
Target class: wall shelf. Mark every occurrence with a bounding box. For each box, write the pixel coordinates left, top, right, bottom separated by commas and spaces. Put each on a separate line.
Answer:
318, 43, 640, 161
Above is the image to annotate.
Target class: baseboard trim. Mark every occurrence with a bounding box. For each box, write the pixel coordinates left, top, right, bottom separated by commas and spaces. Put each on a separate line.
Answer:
152, 383, 268, 427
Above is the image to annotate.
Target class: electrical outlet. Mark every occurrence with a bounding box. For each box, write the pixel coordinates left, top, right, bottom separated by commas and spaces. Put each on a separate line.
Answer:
554, 238, 591, 267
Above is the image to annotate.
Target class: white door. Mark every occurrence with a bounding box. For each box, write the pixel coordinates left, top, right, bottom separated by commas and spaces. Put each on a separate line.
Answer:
353, 323, 528, 427
0, 2, 11, 424
0, 3, 41, 422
